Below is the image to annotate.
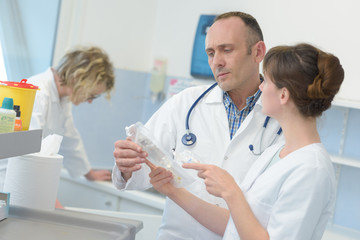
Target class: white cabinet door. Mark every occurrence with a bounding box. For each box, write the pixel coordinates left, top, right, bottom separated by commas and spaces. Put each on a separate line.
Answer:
57, 173, 165, 215
58, 178, 119, 211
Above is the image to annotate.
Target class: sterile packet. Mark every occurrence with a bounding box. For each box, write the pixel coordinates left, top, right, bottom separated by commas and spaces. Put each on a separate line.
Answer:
125, 122, 196, 188
173, 150, 200, 164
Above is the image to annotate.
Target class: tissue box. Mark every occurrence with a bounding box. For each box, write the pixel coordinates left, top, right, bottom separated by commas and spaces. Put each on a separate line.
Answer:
0, 192, 10, 221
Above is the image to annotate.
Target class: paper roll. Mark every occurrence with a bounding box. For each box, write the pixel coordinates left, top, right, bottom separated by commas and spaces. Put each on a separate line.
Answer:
3, 153, 63, 211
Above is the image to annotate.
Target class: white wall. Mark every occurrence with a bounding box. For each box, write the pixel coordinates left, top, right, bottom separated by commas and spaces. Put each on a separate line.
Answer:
54, 0, 360, 105
152, 0, 360, 106
53, 0, 158, 72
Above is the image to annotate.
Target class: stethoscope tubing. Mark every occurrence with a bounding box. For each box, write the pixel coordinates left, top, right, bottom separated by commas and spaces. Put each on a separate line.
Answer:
249, 116, 282, 155
185, 82, 218, 132
182, 82, 218, 146
182, 82, 282, 150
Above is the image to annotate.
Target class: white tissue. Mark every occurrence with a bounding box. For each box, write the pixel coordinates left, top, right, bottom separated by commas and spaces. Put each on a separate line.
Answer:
3, 134, 63, 210
40, 134, 63, 156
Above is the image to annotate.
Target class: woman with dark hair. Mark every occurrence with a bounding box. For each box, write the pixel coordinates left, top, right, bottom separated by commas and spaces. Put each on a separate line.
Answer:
147, 43, 344, 240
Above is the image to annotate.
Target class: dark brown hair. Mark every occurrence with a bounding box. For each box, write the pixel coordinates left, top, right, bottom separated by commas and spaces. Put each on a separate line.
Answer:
214, 11, 263, 54
263, 43, 344, 117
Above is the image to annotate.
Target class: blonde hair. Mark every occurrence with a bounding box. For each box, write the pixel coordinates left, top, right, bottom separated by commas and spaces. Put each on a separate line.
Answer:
55, 46, 115, 102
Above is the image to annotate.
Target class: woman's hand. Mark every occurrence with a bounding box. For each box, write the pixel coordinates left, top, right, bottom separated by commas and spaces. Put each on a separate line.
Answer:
183, 163, 238, 200
85, 169, 112, 181
145, 160, 176, 196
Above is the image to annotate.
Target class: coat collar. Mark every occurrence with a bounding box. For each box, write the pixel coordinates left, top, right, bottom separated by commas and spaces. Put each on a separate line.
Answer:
204, 84, 264, 108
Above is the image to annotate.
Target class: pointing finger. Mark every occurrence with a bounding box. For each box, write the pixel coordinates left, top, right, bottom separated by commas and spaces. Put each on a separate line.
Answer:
145, 159, 156, 170
182, 163, 208, 171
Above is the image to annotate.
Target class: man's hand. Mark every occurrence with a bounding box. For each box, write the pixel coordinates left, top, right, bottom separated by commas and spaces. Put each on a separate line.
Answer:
113, 138, 148, 181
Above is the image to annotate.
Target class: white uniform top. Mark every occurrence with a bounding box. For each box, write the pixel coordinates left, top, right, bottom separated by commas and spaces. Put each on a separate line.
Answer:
223, 142, 336, 240
112, 84, 282, 240
28, 68, 91, 177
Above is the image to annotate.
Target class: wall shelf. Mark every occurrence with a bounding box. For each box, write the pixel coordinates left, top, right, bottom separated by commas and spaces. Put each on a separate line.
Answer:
0, 129, 42, 160
323, 224, 360, 240
333, 98, 360, 110
330, 155, 360, 169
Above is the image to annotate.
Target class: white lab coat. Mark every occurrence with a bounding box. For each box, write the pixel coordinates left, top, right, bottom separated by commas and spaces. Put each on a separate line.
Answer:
112, 84, 282, 240
28, 68, 91, 177
223, 142, 336, 240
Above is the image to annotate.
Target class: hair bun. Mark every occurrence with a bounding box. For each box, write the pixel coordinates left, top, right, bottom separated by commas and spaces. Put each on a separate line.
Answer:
307, 74, 328, 99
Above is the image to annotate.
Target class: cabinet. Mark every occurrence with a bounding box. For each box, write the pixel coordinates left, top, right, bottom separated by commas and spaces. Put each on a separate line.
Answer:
58, 177, 119, 211
57, 170, 165, 215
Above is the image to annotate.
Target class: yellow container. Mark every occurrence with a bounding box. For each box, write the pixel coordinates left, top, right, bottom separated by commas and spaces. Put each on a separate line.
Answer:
0, 79, 39, 131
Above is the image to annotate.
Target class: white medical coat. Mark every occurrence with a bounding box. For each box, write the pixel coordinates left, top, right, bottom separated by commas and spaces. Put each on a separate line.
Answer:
223, 142, 336, 240
28, 68, 91, 177
112, 84, 282, 240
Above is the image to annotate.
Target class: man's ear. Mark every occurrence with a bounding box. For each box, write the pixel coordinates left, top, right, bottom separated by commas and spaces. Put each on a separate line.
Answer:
254, 41, 266, 63
280, 87, 290, 105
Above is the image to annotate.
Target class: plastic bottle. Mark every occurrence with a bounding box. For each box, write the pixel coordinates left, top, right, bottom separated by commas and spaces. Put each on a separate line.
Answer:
150, 59, 167, 102
13, 105, 22, 131
0, 97, 16, 133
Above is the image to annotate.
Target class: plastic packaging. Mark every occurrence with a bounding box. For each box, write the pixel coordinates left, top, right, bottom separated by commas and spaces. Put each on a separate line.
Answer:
173, 150, 201, 164
126, 122, 195, 188
13, 105, 22, 131
0, 97, 16, 133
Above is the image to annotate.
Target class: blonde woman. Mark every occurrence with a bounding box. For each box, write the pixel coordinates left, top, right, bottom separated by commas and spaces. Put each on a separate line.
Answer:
29, 46, 115, 185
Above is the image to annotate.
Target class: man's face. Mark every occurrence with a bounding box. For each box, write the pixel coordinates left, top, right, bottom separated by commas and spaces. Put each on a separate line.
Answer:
205, 17, 259, 93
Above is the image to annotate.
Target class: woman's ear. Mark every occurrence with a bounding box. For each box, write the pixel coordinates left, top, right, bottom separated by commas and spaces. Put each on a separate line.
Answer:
254, 41, 266, 63
279, 87, 290, 105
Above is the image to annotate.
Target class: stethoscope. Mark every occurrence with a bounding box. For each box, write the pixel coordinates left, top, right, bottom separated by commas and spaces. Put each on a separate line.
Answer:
181, 82, 282, 155
182, 82, 218, 146
248, 116, 282, 155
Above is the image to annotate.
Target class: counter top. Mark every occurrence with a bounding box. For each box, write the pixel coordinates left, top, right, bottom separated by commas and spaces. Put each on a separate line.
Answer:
0, 205, 142, 240
65, 207, 162, 240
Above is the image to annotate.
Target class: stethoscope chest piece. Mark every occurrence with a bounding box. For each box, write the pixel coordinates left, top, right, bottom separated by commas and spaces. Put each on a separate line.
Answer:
182, 82, 218, 147
182, 133, 197, 146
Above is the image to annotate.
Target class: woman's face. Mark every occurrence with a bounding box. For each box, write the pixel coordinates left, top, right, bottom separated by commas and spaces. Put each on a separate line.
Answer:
259, 72, 282, 117
71, 83, 107, 105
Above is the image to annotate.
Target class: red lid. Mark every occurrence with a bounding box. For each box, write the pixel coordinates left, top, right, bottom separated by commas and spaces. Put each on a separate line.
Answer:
0, 79, 39, 90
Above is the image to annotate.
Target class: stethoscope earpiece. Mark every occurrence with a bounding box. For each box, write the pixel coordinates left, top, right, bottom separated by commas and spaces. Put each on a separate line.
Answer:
182, 133, 197, 146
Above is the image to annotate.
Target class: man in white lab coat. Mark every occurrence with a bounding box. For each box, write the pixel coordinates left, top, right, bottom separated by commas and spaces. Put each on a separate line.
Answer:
112, 11, 282, 239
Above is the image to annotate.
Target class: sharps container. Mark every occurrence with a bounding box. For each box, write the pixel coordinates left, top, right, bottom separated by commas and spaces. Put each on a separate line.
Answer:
0, 79, 39, 131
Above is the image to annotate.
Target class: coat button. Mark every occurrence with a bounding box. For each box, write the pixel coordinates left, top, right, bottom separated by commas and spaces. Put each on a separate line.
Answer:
224, 156, 228, 160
